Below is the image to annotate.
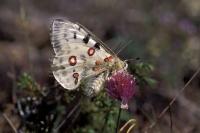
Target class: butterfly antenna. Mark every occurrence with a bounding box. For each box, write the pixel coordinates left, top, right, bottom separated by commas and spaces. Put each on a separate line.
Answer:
124, 57, 140, 63
114, 41, 122, 53
116, 40, 133, 55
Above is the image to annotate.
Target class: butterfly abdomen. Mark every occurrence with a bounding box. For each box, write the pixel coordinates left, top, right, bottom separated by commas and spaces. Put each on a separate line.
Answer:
84, 71, 108, 97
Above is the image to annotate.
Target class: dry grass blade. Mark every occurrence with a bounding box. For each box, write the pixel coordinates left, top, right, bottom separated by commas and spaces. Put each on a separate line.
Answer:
17, 0, 33, 73
1, 113, 18, 133
120, 119, 136, 133
54, 96, 85, 133
7, 70, 17, 103
168, 99, 173, 133
145, 67, 200, 133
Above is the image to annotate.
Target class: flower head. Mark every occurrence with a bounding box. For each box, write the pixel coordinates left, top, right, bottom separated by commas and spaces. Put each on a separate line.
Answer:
106, 71, 136, 109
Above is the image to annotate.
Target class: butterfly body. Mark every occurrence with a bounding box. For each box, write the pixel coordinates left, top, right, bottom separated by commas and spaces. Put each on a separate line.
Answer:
50, 19, 127, 96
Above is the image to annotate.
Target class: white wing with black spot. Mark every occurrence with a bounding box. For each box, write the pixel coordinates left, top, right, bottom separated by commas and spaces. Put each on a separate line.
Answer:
50, 19, 115, 90
51, 19, 108, 53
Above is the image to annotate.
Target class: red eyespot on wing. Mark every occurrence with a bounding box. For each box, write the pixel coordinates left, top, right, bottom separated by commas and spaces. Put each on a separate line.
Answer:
73, 73, 79, 85
93, 67, 100, 71
69, 56, 77, 66
95, 60, 101, 65
87, 48, 95, 56
109, 55, 114, 60
104, 57, 109, 63
73, 73, 79, 78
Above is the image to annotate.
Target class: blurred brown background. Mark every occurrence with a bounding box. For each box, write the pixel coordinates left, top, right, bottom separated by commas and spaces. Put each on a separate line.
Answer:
0, 0, 200, 133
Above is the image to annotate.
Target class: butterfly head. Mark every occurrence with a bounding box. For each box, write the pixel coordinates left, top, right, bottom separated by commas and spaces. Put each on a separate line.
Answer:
114, 58, 128, 72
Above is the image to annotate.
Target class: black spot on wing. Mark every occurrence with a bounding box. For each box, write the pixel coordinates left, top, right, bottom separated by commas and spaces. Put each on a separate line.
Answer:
75, 78, 78, 85
74, 32, 77, 39
80, 54, 86, 59
55, 19, 64, 22
83, 34, 90, 44
78, 26, 81, 31
83, 36, 89, 44
94, 43, 100, 49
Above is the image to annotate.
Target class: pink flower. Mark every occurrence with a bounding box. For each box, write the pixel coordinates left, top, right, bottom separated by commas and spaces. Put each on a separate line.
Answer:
106, 71, 136, 109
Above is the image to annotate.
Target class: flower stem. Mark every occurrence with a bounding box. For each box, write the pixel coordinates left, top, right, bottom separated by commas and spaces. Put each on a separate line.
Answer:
116, 107, 122, 133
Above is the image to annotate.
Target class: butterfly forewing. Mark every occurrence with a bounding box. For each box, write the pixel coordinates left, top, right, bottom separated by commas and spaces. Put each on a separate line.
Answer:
51, 20, 107, 53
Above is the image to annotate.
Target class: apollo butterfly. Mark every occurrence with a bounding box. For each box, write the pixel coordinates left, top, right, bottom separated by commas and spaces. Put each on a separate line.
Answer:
50, 19, 128, 97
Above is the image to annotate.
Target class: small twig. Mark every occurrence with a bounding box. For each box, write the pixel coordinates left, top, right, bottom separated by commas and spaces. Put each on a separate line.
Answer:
145, 67, 200, 133
137, 105, 159, 133
54, 96, 85, 133
127, 123, 136, 133
7, 69, 17, 103
1, 113, 18, 133
137, 105, 154, 124
65, 100, 85, 133
159, 67, 200, 118
120, 119, 136, 132
145, 122, 155, 133
17, 0, 32, 73
168, 99, 173, 133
